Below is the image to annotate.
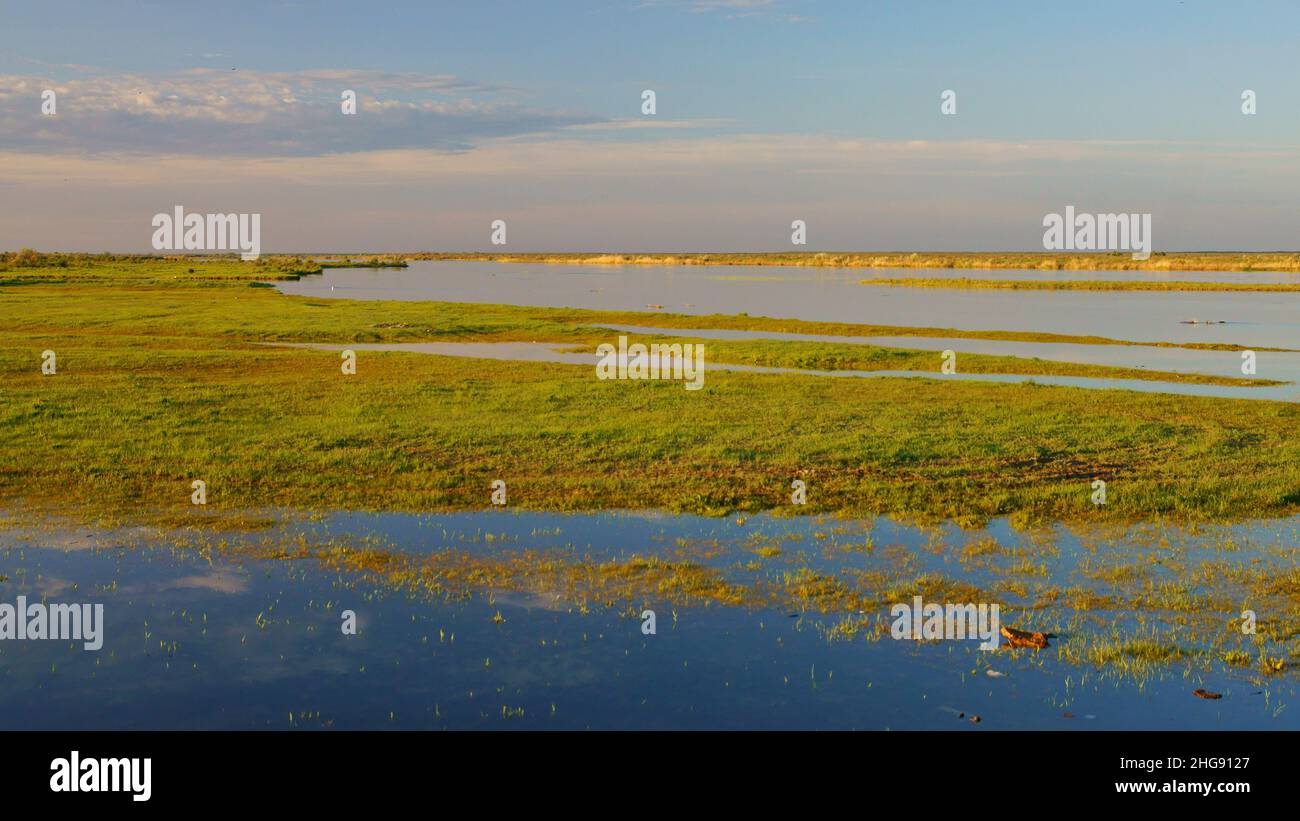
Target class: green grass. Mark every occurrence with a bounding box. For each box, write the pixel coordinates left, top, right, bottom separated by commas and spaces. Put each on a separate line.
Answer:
626, 338, 1282, 386
3, 255, 1300, 527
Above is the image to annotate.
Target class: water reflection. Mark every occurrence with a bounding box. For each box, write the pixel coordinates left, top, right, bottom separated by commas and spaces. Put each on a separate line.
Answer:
0, 510, 1295, 730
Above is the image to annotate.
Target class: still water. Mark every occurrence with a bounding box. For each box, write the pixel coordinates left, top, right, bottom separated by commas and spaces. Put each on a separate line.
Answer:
274, 261, 1300, 350
1, 510, 1295, 730
272, 340, 1300, 402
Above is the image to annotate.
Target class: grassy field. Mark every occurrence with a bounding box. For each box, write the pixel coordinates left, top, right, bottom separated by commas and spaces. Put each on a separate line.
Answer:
2, 253, 1300, 527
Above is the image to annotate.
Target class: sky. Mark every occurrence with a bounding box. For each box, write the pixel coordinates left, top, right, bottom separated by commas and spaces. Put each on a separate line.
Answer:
2, 0, 1300, 252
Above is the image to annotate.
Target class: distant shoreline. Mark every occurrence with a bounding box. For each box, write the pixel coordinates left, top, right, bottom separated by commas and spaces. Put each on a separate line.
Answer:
397, 251, 1300, 273
858, 277, 1300, 292
10, 250, 1300, 273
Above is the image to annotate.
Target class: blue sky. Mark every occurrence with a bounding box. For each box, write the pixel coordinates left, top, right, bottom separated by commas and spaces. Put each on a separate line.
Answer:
3, 0, 1299, 251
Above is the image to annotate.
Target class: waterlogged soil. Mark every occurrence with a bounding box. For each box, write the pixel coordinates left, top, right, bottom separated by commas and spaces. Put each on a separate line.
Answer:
1, 509, 1297, 729
273, 261, 1300, 350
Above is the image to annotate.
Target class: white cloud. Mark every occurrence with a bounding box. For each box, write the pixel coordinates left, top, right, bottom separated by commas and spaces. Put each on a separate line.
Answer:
4, 134, 1297, 252
0, 68, 603, 156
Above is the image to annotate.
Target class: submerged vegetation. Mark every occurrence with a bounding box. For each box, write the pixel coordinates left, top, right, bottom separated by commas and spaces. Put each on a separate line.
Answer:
8, 510, 1297, 690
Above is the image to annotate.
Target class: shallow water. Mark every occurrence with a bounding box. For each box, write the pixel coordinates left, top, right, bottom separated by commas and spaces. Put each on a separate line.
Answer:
1, 510, 1295, 730
272, 340, 1300, 402
273, 261, 1300, 349
601, 324, 1300, 397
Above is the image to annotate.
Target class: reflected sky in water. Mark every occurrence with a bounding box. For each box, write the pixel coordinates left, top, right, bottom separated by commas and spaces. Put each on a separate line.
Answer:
1, 510, 1296, 730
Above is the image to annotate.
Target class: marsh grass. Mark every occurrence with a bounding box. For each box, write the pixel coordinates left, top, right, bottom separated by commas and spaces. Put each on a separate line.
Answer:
3, 256, 1300, 527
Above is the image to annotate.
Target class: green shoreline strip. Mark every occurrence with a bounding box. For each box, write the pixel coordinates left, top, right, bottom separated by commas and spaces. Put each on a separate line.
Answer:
403, 250, 1300, 273
860, 277, 1300, 292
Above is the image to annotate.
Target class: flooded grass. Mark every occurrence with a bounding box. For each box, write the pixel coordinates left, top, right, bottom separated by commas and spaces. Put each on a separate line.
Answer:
2, 508, 1297, 729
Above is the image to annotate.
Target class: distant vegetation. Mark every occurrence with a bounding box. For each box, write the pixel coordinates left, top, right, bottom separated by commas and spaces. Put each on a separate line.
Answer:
859, 277, 1300, 292
0, 251, 404, 281
399, 250, 1300, 272
12, 249, 1300, 272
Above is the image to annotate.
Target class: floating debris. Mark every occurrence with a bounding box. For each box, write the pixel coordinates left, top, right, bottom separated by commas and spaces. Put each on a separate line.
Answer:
1001, 626, 1053, 649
